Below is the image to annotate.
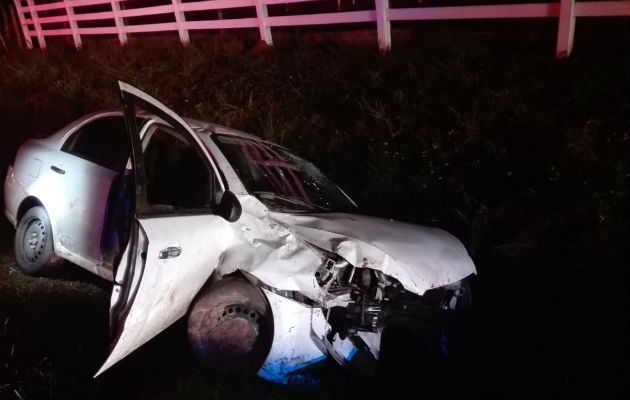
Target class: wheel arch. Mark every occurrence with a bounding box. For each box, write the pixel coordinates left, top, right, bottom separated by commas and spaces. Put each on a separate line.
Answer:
185, 270, 275, 373
187, 270, 273, 320
16, 196, 44, 223
16, 196, 61, 256
13, 199, 63, 275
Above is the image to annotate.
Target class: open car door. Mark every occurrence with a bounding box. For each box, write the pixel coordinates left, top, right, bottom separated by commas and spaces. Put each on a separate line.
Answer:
96, 82, 239, 376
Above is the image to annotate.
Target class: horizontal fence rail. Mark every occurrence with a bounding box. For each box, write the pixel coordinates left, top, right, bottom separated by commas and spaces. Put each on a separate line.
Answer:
12, 0, 630, 57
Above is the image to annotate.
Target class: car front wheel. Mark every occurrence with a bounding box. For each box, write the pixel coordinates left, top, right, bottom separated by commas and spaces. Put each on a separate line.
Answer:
14, 206, 61, 275
187, 276, 274, 374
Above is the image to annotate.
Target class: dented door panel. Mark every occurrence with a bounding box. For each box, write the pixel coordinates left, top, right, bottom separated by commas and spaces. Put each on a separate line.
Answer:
97, 214, 232, 376
99, 82, 232, 375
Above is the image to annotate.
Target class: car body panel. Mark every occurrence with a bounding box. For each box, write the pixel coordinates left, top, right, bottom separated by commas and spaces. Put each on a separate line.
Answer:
47, 152, 118, 276
257, 289, 327, 384
268, 212, 476, 296
212, 194, 476, 301
4, 83, 477, 382
5, 136, 116, 279
215, 194, 326, 302
3, 165, 23, 227
96, 214, 232, 376
97, 81, 235, 376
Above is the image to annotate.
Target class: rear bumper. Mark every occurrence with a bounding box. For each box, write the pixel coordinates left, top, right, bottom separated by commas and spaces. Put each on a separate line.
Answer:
4, 165, 22, 227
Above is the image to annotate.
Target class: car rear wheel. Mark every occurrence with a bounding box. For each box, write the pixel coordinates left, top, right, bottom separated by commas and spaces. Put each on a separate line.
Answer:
187, 276, 273, 374
14, 206, 61, 275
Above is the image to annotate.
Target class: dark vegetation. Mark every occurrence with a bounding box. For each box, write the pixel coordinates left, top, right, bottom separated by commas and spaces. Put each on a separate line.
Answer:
0, 1, 26, 53
1, 19, 629, 399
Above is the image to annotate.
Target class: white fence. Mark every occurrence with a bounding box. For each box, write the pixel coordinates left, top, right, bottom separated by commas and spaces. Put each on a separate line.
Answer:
12, 0, 630, 58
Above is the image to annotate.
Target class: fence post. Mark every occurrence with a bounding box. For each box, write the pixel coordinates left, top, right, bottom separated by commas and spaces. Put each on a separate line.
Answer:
171, 0, 189, 45
111, 0, 127, 45
63, 0, 82, 49
11, 0, 32, 49
375, 0, 391, 54
255, 0, 272, 45
24, 0, 45, 49
556, 0, 576, 58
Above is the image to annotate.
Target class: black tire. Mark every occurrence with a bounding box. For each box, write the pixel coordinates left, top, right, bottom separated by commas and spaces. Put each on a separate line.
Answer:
187, 276, 273, 374
14, 206, 61, 275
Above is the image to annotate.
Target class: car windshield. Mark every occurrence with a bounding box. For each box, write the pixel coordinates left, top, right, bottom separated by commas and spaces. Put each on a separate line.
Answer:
213, 134, 357, 213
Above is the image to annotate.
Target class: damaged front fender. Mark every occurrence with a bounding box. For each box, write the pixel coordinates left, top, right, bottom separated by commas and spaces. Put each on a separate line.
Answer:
265, 212, 477, 297
218, 197, 476, 304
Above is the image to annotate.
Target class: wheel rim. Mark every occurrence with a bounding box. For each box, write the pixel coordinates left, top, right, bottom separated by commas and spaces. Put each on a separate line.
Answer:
22, 217, 46, 264
187, 278, 274, 373
191, 303, 263, 368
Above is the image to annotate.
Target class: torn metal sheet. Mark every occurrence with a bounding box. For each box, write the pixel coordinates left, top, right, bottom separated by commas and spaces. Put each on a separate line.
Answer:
217, 195, 326, 304
266, 212, 476, 296
257, 289, 327, 384
216, 193, 476, 302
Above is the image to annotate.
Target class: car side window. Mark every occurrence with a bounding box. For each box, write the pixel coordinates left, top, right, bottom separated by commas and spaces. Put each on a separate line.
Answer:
143, 124, 214, 210
62, 116, 130, 172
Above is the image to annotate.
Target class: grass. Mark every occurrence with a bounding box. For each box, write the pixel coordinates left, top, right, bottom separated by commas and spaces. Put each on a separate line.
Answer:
0, 19, 628, 399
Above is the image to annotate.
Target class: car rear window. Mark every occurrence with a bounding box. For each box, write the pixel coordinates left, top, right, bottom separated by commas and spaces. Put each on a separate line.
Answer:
62, 116, 131, 171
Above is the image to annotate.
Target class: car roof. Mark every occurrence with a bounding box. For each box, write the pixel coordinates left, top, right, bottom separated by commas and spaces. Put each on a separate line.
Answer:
182, 117, 261, 141
45, 109, 265, 146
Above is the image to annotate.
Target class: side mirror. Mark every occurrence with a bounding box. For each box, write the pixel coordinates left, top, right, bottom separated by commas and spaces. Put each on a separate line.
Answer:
217, 190, 242, 222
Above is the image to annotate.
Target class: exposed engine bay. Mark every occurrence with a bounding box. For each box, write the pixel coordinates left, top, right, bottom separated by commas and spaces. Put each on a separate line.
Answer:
249, 249, 472, 383
317, 249, 470, 332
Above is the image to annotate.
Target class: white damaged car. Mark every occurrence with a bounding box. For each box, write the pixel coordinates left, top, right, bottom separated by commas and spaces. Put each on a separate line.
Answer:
3, 82, 476, 384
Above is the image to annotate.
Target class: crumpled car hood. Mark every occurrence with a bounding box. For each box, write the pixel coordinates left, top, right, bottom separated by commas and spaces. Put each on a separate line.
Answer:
269, 212, 477, 296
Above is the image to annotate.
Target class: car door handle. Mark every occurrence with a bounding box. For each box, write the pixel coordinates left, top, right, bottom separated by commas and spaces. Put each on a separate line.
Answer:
51, 165, 65, 175
158, 246, 182, 259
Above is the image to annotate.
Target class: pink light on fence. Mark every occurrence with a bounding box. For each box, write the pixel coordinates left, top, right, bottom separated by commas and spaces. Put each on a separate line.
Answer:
12, 0, 630, 58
